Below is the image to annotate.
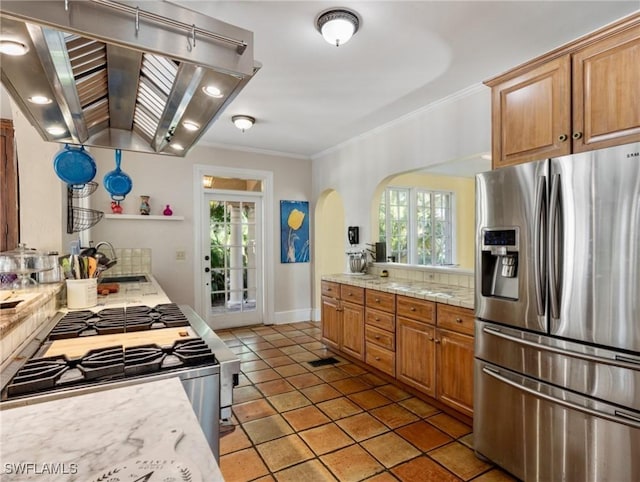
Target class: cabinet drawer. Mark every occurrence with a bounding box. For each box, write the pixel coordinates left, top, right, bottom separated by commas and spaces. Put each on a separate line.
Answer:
366, 343, 395, 377
366, 289, 396, 313
365, 308, 395, 332
397, 295, 435, 323
341, 284, 365, 305
437, 304, 475, 336
365, 325, 395, 351
322, 281, 340, 298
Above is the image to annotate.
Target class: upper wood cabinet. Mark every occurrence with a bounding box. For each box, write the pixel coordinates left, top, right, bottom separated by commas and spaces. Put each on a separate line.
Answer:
486, 13, 640, 168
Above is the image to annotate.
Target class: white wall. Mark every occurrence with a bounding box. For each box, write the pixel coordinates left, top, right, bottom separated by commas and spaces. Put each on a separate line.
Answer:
88, 144, 313, 320
312, 85, 490, 249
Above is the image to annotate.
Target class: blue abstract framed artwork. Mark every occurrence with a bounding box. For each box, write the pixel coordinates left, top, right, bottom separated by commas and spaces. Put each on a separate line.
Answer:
280, 200, 310, 263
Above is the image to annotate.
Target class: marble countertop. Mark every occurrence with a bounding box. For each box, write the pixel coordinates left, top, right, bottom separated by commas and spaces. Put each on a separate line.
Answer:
0, 378, 223, 482
322, 273, 475, 309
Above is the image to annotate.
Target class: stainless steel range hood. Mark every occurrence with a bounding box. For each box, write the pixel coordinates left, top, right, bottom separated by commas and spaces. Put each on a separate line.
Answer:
0, 0, 259, 157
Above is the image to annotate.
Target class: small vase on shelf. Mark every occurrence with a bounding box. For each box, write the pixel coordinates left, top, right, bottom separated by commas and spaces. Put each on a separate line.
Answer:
140, 195, 150, 215
163, 204, 173, 216
110, 201, 123, 214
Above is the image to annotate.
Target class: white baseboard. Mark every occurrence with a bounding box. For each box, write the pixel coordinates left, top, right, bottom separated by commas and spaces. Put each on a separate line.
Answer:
272, 308, 314, 325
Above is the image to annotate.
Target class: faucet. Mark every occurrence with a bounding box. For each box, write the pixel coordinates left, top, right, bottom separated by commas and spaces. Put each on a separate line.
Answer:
95, 241, 118, 270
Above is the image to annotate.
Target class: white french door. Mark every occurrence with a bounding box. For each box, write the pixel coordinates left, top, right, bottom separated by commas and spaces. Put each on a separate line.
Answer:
202, 192, 263, 328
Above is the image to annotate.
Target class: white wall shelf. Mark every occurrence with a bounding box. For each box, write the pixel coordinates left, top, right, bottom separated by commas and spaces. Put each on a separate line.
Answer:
104, 214, 184, 221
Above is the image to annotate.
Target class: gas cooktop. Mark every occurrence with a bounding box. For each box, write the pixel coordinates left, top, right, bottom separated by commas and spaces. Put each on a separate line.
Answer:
48, 303, 189, 340
3, 304, 218, 400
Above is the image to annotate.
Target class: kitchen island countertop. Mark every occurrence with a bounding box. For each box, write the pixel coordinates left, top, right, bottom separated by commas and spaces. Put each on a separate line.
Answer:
322, 273, 474, 309
0, 377, 223, 481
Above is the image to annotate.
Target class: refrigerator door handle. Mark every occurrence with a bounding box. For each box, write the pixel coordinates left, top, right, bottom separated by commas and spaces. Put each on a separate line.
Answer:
533, 175, 547, 316
482, 366, 640, 429
548, 172, 561, 320
482, 326, 640, 370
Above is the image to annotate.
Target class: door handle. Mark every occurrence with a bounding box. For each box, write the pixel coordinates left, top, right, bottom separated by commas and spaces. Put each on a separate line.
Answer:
534, 174, 547, 316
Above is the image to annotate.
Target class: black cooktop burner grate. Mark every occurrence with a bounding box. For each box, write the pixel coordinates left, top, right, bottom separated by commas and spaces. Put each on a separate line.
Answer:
48, 303, 189, 340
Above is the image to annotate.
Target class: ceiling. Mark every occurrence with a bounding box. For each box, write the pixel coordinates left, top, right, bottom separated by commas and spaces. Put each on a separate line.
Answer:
3, 1, 639, 161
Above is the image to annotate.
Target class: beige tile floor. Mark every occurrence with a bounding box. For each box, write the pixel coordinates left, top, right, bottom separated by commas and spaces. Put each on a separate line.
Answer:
217, 321, 517, 482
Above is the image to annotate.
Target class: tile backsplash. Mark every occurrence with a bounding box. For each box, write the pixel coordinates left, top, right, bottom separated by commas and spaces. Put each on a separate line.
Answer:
367, 263, 474, 288
106, 248, 152, 275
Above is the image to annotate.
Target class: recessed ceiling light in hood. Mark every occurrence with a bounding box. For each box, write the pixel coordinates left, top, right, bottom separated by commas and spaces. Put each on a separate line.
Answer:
0, 0, 260, 157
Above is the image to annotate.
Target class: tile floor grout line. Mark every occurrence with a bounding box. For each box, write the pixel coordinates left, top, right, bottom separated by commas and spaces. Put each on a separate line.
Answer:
219, 322, 512, 482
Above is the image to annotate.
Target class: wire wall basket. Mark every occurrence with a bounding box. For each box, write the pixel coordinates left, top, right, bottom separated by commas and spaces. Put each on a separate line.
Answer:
66, 185, 103, 233
69, 181, 99, 198
67, 207, 104, 233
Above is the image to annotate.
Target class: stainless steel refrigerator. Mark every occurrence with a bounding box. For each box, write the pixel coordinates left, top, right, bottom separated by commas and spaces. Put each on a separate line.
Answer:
474, 142, 640, 481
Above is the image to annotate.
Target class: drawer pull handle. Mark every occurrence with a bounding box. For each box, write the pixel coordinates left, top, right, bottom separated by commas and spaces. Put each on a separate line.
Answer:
375, 356, 381, 361
455, 317, 463, 323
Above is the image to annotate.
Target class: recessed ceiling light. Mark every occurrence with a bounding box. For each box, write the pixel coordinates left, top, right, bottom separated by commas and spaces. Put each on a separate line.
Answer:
171, 143, 185, 151
202, 85, 223, 98
28, 95, 52, 105
46, 126, 66, 136
183, 121, 200, 131
0, 40, 29, 56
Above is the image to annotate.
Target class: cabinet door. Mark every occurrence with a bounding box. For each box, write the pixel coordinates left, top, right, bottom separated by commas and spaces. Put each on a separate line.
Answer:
321, 296, 341, 350
572, 25, 640, 152
436, 328, 474, 417
396, 316, 436, 397
342, 301, 364, 360
491, 55, 571, 168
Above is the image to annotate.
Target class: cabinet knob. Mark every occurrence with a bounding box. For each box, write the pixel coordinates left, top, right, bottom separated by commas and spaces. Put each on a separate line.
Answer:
455, 317, 463, 323
428, 337, 434, 341
375, 335, 381, 340
572, 132, 583, 140
375, 317, 380, 321
375, 298, 380, 302
410, 307, 416, 311
327, 288, 332, 291
375, 356, 381, 361
435, 339, 441, 344
348, 292, 352, 296
558, 134, 568, 142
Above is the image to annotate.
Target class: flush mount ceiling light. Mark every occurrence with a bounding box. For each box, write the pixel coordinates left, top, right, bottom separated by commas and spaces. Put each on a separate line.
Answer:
316, 8, 360, 47
232, 115, 255, 132
0, 40, 29, 56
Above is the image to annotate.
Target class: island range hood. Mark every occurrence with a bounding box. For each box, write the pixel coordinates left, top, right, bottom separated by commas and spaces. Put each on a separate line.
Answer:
0, 0, 259, 156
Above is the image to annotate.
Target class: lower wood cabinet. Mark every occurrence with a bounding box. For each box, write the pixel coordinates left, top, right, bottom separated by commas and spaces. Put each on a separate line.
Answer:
322, 280, 475, 418
321, 295, 341, 350
436, 328, 474, 418
396, 316, 436, 397
342, 300, 365, 360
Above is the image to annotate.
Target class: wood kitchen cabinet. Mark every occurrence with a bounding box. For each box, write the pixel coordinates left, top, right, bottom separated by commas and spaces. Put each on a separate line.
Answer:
396, 315, 436, 397
340, 284, 365, 360
487, 13, 640, 168
321, 281, 365, 360
321, 281, 341, 350
364, 289, 396, 376
435, 304, 475, 418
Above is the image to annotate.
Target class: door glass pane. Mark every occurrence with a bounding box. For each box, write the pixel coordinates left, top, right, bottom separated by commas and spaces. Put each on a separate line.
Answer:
209, 200, 257, 315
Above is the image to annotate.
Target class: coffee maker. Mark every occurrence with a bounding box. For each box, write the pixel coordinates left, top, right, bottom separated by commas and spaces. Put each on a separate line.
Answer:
479, 228, 519, 300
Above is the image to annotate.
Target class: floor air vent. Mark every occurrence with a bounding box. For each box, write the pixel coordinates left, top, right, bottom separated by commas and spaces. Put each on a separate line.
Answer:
308, 357, 340, 367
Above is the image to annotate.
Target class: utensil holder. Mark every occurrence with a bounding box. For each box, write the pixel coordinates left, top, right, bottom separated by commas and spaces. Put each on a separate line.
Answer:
66, 278, 97, 309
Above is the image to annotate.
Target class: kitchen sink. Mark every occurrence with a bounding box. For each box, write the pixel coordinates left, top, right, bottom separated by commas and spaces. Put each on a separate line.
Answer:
98, 275, 149, 284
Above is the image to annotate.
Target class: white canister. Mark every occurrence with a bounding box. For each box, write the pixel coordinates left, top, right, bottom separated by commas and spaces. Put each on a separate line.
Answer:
66, 278, 97, 309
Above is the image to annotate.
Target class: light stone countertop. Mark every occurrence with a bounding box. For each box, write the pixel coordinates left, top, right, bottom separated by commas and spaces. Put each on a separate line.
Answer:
0, 377, 223, 482
322, 273, 475, 310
